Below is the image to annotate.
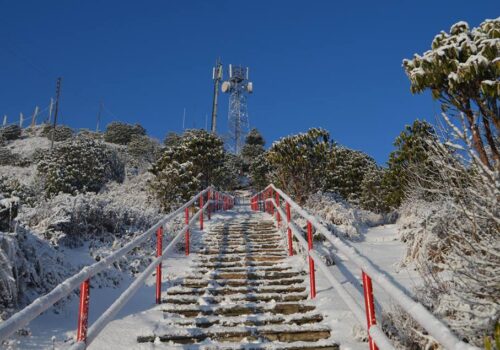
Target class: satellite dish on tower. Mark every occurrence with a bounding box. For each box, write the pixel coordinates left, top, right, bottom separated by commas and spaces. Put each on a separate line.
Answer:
221, 81, 231, 93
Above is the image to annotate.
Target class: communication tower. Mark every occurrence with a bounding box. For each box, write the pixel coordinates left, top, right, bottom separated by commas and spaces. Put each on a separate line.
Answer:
221, 64, 253, 154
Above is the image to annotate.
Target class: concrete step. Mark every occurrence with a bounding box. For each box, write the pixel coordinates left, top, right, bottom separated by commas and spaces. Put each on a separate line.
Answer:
193, 265, 292, 274
199, 255, 286, 263
137, 323, 331, 344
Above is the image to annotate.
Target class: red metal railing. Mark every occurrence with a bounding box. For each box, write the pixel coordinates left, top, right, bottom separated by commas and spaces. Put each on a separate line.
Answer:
0, 187, 235, 349
250, 184, 477, 350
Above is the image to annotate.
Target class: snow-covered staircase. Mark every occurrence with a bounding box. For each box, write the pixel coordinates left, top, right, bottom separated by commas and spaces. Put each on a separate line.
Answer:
137, 216, 338, 349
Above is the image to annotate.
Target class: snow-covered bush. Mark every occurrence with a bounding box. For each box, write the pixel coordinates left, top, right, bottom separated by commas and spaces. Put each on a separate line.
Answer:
127, 134, 162, 165
20, 173, 161, 246
150, 129, 231, 210
0, 147, 23, 166
40, 124, 73, 142
359, 167, 391, 214
104, 122, 146, 145
0, 125, 22, 141
305, 192, 387, 239
267, 128, 331, 203
249, 153, 270, 191
325, 146, 377, 205
37, 136, 125, 196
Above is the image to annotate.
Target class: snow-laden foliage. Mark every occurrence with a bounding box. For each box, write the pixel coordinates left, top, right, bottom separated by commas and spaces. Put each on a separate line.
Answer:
127, 134, 162, 169
396, 113, 499, 347
382, 120, 437, 208
0, 147, 24, 166
150, 129, 235, 210
37, 136, 125, 196
241, 128, 265, 173
0, 125, 22, 141
305, 192, 388, 239
104, 121, 146, 145
40, 124, 73, 142
326, 146, 377, 205
249, 153, 270, 191
403, 18, 500, 170
267, 128, 331, 204
19, 172, 161, 246
359, 166, 391, 214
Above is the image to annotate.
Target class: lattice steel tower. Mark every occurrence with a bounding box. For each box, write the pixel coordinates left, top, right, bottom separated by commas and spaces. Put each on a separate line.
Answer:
221, 64, 253, 154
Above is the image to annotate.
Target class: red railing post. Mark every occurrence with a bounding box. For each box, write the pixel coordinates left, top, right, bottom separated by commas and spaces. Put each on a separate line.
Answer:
155, 226, 163, 304
199, 196, 204, 230
286, 202, 293, 256
275, 192, 281, 227
362, 271, 378, 350
207, 191, 211, 220
76, 279, 90, 343
307, 221, 316, 299
185, 207, 190, 255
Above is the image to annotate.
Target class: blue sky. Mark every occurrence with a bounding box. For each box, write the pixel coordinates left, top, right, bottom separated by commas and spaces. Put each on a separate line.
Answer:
0, 1, 497, 164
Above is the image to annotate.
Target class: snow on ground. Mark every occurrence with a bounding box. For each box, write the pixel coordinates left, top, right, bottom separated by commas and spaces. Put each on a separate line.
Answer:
1, 206, 420, 350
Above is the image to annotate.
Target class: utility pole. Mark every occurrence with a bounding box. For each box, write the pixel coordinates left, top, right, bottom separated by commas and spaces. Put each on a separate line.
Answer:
211, 58, 222, 134
96, 100, 103, 132
182, 108, 186, 130
2, 115, 6, 126
31, 106, 39, 128
47, 98, 53, 124
51, 77, 62, 150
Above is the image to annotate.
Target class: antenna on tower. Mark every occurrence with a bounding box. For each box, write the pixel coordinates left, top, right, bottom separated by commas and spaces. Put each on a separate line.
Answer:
221, 64, 253, 154
211, 58, 223, 134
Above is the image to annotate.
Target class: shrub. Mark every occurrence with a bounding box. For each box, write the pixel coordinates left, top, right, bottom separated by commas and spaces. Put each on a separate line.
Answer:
0, 148, 21, 166
104, 122, 146, 145
37, 136, 125, 196
41, 124, 74, 142
127, 135, 161, 164
0, 125, 22, 141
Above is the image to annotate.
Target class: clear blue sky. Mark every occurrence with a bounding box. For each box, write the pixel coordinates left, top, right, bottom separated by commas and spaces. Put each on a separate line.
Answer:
0, 1, 497, 164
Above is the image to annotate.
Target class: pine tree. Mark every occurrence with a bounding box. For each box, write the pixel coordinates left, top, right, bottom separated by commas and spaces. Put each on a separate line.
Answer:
241, 128, 265, 173
104, 122, 146, 145
249, 153, 270, 191
382, 120, 436, 208
359, 167, 390, 213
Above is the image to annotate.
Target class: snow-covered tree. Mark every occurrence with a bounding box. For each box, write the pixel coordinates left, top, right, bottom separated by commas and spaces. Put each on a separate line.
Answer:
241, 128, 265, 172
382, 120, 437, 208
127, 134, 162, 165
163, 131, 182, 147
403, 18, 500, 169
359, 167, 390, 213
249, 153, 270, 191
104, 122, 146, 145
37, 136, 125, 196
41, 124, 73, 142
150, 129, 233, 210
325, 146, 377, 205
267, 128, 331, 203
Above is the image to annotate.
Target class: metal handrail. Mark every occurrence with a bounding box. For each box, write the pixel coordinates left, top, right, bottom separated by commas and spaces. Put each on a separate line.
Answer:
251, 184, 478, 350
0, 187, 234, 345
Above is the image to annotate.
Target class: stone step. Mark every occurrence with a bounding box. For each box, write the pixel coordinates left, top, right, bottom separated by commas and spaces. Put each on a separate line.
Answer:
199, 249, 286, 256
193, 260, 279, 268
167, 284, 307, 296
199, 255, 286, 263
159, 311, 324, 328
161, 301, 315, 317
137, 323, 331, 344
181, 276, 304, 288
135, 340, 339, 350
193, 265, 292, 274
163, 290, 308, 304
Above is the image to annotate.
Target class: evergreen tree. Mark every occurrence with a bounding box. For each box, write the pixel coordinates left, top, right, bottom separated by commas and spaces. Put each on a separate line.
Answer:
267, 128, 331, 203
150, 129, 234, 210
325, 146, 377, 205
241, 128, 265, 173
403, 18, 500, 169
359, 167, 390, 213
382, 120, 436, 208
249, 153, 271, 191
